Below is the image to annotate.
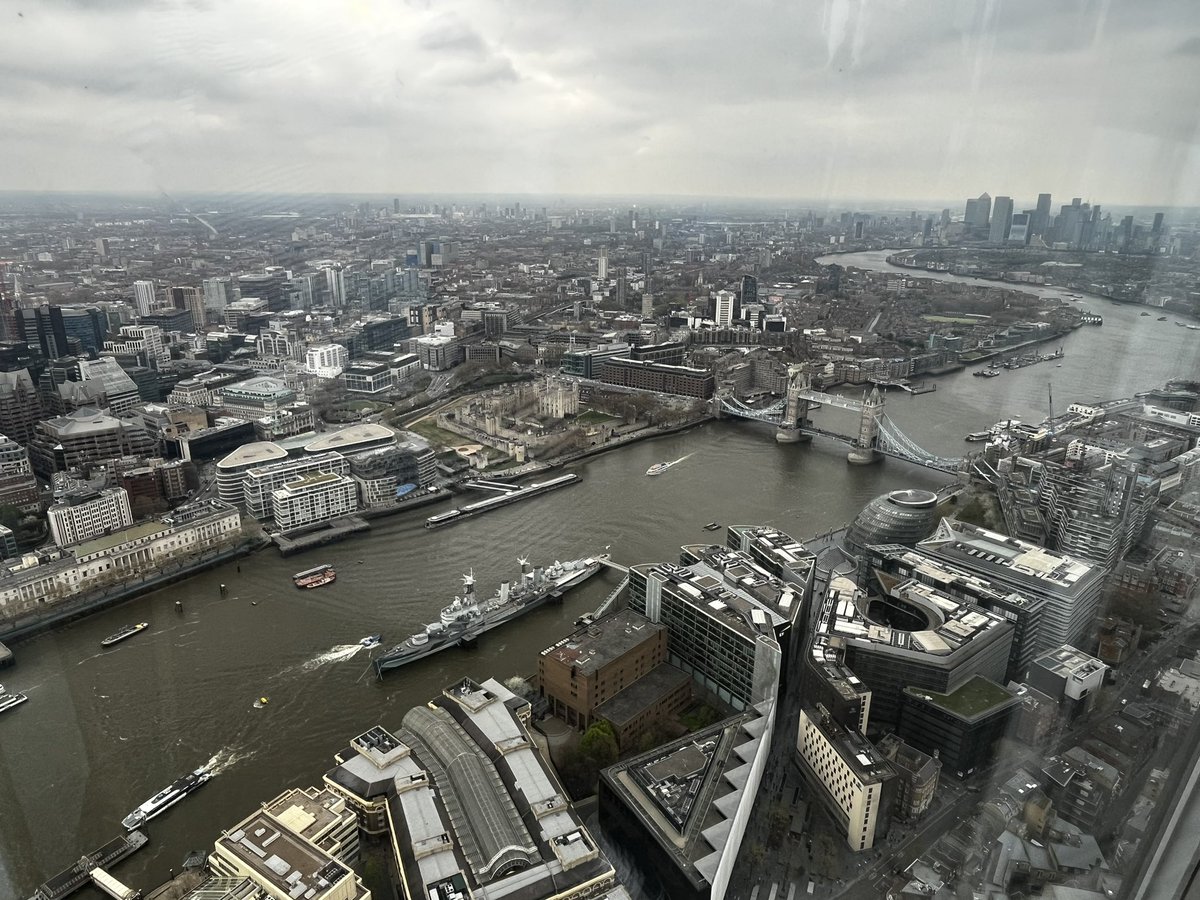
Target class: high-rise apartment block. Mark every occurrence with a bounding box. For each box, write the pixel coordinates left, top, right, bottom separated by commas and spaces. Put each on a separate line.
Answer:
133, 280, 157, 316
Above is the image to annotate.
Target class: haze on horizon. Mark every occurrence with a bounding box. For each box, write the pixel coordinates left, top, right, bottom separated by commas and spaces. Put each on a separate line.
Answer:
4, 0, 1200, 208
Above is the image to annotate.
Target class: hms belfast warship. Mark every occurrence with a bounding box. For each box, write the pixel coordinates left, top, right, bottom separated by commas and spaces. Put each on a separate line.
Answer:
373, 554, 605, 677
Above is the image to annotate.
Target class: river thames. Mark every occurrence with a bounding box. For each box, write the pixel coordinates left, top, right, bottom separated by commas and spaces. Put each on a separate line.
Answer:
1, 249, 1197, 897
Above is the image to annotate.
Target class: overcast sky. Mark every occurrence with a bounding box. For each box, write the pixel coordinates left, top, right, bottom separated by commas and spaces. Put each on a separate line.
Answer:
4, 0, 1199, 206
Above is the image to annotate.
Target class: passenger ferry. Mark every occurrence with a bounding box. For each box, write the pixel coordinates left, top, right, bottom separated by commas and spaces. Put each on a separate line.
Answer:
293, 564, 336, 589
0, 686, 28, 715
121, 767, 212, 830
101, 623, 149, 647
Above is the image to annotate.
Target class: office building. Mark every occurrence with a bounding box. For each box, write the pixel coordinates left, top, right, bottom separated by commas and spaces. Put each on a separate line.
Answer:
104, 324, 169, 367
17, 305, 107, 359
0, 435, 40, 513
990, 196, 1014, 243
1033, 193, 1053, 236
598, 246, 609, 280
539, 610, 688, 746
345, 440, 435, 507
600, 707, 770, 900
170, 285, 205, 329
865, 543, 1045, 682
628, 546, 794, 710
796, 704, 896, 850
414, 333, 463, 370
304, 423, 399, 458
560, 343, 631, 379
28, 407, 156, 477
133, 280, 157, 316
898, 676, 1019, 777
216, 441, 288, 505
714, 290, 737, 326
238, 272, 288, 312
1026, 644, 1107, 719
202, 276, 235, 318
271, 472, 359, 531
1008, 213, 1031, 245
343, 361, 394, 395
324, 679, 624, 900
306, 343, 349, 379
0, 369, 41, 446
726, 524, 817, 607
964, 193, 991, 230
209, 798, 369, 900
919, 519, 1104, 658
76, 357, 141, 415
813, 572, 1012, 727
740, 274, 758, 309
844, 489, 940, 560
47, 486, 134, 547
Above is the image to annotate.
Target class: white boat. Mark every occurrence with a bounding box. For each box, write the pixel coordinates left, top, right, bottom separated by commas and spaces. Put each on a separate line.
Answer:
647, 455, 689, 476
121, 767, 211, 830
0, 691, 28, 714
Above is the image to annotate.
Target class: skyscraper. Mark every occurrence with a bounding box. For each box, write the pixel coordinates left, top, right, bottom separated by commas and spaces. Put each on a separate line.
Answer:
597, 247, 609, 280
713, 290, 737, 326
739, 274, 757, 310
203, 276, 234, 318
964, 193, 991, 230
133, 280, 157, 316
1033, 193, 1053, 236
989, 196, 1014, 243
1008, 213, 1031, 245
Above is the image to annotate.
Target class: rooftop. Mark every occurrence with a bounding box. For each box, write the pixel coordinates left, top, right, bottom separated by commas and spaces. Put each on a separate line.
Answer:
1033, 644, 1107, 681
216, 441, 288, 471
303, 423, 398, 455
918, 518, 1101, 598
870, 544, 1042, 610
331, 678, 617, 900
541, 610, 662, 676
215, 810, 360, 899
594, 663, 692, 728
71, 520, 169, 558
904, 675, 1017, 721
602, 706, 769, 890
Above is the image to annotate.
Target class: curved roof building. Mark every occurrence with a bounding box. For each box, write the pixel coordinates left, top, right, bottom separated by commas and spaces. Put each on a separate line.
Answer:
215, 441, 287, 505
304, 423, 397, 456
845, 490, 939, 560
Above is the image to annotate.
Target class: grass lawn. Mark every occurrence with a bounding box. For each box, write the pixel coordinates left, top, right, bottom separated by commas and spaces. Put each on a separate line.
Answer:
408, 419, 469, 448
575, 409, 620, 425
912, 675, 1013, 719
921, 314, 983, 325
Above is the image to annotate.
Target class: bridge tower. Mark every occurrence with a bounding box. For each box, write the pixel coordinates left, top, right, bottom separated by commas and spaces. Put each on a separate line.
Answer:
776, 365, 814, 443
847, 386, 883, 465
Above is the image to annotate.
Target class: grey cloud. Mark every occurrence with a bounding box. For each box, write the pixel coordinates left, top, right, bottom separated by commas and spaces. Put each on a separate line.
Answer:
1176, 36, 1200, 55
0, 0, 1197, 204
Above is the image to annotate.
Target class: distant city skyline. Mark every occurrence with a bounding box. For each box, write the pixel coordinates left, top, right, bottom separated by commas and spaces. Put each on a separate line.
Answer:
4, 1, 1199, 205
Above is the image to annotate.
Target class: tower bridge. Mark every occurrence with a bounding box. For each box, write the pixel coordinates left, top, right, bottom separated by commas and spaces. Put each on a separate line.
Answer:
715, 365, 971, 475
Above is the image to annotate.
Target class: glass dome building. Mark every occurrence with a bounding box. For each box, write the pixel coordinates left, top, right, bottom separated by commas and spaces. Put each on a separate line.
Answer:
844, 489, 940, 560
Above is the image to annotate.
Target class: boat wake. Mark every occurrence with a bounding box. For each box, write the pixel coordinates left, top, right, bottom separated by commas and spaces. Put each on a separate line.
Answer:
203, 745, 255, 776
297, 644, 363, 673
